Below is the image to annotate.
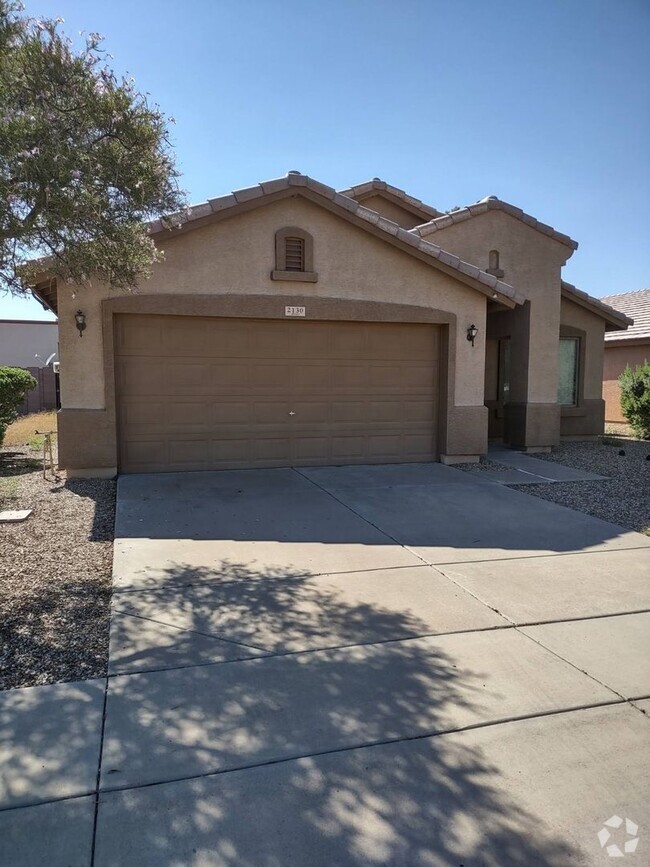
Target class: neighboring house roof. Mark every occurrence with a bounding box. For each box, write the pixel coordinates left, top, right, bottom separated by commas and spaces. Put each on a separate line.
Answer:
411, 195, 579, 251
338, 178, 442, 222
32, 173, 525, 314
561, 281, 632, 332
600, 289, 650, 342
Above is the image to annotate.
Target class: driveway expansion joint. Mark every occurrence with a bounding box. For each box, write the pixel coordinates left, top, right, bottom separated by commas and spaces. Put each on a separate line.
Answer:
95, 698, 627, 800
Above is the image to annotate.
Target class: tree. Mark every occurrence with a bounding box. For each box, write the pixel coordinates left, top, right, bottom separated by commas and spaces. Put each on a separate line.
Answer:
0, 366, 36, 444
0, 1, 186, 295
619, 361, 650, 440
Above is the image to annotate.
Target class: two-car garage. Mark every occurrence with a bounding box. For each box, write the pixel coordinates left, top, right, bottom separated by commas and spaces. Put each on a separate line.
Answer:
114, 314, 442, 473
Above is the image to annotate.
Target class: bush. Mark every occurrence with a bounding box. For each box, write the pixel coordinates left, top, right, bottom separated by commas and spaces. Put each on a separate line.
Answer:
0, 367, 37, 445
619, 361, 650, 439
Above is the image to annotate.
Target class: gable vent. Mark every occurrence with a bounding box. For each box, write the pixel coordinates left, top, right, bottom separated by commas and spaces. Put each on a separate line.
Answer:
285, 237, 305, 271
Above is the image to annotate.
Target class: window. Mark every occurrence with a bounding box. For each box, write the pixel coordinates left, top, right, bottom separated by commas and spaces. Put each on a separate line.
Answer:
272, 227, 317, 282
558, 337, 579, 406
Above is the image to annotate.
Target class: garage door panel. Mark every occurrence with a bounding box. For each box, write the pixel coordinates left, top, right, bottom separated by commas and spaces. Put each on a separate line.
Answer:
119, 400, 166, 428
329, 365, 371, 390
403, 401, 435, 422
254, 438, 292, 462
121, 440, 167, 469
292, 364, 332, 390
117, 358, 162, 395
367, 435, 402, 457
375, 326, 438, 360
166, 361, 213, 393
115, 315, 441, 473
168, 440, 211, 467
212, 402, 252, 425
116, 318, 163, 356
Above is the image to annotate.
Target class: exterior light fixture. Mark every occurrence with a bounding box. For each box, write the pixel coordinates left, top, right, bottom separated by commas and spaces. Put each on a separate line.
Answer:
75, 310, 86, 337
466, 324, 478, 347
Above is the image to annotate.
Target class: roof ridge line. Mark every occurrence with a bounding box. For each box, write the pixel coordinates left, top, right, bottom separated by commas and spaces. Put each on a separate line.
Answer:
411, 196, 579, 250
148, 172, 523, 307
338, 178, 442, 219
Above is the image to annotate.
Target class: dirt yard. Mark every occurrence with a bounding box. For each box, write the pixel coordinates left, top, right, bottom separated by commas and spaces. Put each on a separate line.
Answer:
0, 415, 115, 690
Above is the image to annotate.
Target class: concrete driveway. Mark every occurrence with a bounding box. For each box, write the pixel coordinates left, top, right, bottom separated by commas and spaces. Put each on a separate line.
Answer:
2, 462, 650, 866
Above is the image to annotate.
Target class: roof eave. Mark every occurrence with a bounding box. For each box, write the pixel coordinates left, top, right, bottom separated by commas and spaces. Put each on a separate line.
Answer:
339, 179, 442, 222
151, 174, 524, 308
561, 281, 632, 331
413, 198, 579, 251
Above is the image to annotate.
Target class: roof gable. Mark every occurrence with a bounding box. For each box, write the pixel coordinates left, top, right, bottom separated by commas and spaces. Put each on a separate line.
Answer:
30, 174, 526, 314
147, 173, 524, 308
413, 196, 578, 251
338, 179, 442, 224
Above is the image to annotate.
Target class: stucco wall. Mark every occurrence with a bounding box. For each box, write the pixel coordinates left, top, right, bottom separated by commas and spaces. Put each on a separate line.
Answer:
58, 196, 486, 413
559, 296, 606, 437
560, 297, 606, 400
422, 209, 571, 405
603, 343, 649, 423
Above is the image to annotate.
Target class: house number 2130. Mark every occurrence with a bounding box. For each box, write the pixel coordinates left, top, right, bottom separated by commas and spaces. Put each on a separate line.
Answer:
285, 306, 306, 317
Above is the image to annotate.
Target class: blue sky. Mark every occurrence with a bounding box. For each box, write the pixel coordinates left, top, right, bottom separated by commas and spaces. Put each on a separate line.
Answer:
3, 0, 649, 321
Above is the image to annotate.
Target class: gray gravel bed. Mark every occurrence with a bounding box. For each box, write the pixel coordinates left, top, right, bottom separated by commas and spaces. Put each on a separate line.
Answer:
0, 447, 115, 690
513, 440, 650, 535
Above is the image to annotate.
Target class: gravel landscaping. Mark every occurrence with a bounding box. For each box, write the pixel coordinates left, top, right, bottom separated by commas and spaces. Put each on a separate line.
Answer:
0, 445, 115, 690
492, 439, 649, 535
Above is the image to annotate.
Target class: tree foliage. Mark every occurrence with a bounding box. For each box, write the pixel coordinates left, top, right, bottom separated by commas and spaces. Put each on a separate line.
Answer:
0, 1, 186, 295
0, 366, 36, 444
619, 361, 650, 440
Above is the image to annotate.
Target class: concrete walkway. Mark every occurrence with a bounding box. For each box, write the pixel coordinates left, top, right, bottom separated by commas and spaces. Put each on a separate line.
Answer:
462, 443, 609, 485
2, 463, 649, 866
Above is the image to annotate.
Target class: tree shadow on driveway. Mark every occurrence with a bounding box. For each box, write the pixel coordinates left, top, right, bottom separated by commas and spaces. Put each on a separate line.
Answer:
95, 559, 582, 866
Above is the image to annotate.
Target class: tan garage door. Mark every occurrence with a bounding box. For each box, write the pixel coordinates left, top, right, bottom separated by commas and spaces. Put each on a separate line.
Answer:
115, 314, 441, 473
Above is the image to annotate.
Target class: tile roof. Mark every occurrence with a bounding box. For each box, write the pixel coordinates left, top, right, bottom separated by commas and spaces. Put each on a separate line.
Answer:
600, 289, 650, 341
148, 172, 525, 307
338, 179, 442, 220
411, 196, 579, 250
561, 281, 632, 332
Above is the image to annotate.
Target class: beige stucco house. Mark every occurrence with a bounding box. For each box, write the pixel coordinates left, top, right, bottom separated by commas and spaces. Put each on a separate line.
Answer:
30, 173, 631, 477
600, 289, 649, 425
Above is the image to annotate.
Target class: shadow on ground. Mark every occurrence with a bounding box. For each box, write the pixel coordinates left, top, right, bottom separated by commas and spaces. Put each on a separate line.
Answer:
95, 559, 582, 866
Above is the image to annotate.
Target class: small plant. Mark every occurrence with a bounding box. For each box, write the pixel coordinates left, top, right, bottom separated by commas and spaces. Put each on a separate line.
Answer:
619, 361, 650, 440
0, 367, 37, 446
0, 476, 19, 499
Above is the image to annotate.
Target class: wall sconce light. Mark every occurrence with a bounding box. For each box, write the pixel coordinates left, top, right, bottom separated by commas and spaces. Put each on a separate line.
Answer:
75, 310, 86, 337
466, 324, 478, 347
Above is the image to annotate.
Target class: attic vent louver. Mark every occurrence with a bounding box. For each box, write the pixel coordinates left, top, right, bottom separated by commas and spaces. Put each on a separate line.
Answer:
285, 237, 305, 271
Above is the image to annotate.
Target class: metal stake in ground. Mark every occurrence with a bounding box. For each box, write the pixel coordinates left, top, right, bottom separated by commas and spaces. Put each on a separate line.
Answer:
35, 429, 56, 479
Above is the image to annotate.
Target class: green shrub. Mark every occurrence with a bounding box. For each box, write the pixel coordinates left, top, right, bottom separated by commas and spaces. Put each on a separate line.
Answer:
619, 361, 650, 439
0, 367, 37, 446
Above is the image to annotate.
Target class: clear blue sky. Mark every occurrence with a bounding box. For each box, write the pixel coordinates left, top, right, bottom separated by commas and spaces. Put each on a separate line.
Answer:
3, 0, 649, 321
